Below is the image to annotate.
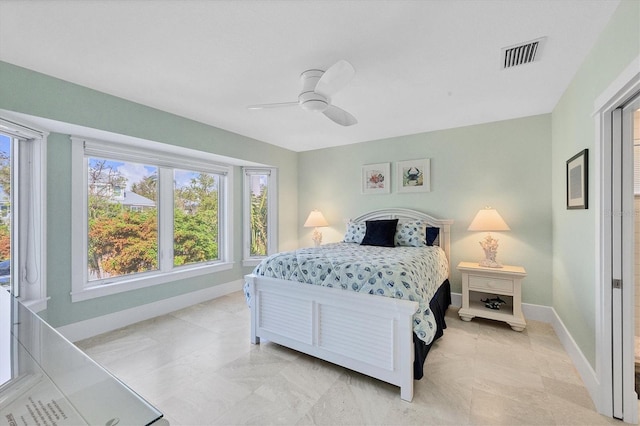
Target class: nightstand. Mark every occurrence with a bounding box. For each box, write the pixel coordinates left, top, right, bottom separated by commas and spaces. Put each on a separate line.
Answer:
457, 261, 527, 331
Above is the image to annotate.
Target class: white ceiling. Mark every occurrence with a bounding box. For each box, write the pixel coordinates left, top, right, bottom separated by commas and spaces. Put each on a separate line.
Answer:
0, 0, 620, 152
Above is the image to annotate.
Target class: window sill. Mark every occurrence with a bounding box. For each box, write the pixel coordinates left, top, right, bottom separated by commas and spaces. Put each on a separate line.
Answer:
71, 262, 234, 302
242, 258, 264, 268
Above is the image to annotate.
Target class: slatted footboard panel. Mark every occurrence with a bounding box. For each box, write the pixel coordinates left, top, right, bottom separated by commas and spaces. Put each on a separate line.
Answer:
259, 292, 312, 344
246, 274, 419, 401
318, 304, 394, 371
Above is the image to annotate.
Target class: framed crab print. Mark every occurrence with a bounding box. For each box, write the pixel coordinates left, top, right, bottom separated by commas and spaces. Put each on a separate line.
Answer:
396, 158, 431, 193
362, 163, 390, 194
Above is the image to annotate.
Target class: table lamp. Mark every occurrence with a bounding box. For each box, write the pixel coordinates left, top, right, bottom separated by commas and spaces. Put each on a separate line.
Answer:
467, 207, 510, 268
304, 210, 329, 247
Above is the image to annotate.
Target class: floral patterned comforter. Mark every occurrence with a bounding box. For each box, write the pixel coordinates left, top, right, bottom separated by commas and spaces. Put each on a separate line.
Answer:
244, 242, 449, 344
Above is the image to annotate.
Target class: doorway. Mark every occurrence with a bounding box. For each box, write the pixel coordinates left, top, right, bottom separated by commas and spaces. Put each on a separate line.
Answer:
633, 108, 640, 397
615, 95, 640, 422
596, 59, 639, 423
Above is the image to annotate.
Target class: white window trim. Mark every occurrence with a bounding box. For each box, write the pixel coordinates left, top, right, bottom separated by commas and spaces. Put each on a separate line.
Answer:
634, 144, 640, 195
71, 136, 234, 302
243, 167, 278, 267
0, 118, 48, 312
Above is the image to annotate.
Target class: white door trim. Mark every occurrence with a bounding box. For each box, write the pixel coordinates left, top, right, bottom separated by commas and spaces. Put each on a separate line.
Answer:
594, 55, 640, 423
621, 97, 640, 422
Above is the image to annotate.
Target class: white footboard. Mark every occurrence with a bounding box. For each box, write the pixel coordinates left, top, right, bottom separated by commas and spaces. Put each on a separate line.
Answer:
245, 273, 419, 402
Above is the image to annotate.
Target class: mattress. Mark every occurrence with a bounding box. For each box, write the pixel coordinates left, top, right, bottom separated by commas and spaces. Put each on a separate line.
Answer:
245, 242, 449, 345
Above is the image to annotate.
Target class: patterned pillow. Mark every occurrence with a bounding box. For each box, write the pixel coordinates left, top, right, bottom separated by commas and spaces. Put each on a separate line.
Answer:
343, 221, 366, 243
395, 221, 428, 247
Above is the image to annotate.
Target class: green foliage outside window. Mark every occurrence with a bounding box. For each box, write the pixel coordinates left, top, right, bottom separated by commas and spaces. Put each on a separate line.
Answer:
0, 148, 9, 261
87, 159, 220, 281
88, 208, 158, 278
0, 224, 9, 260
250, 184, 268, 257
173, 171, 219, 266
173, 208, 217, 266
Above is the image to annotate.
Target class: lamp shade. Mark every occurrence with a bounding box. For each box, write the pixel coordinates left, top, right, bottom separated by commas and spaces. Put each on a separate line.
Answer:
304, 210, 329, 227
467, 208, 510, 231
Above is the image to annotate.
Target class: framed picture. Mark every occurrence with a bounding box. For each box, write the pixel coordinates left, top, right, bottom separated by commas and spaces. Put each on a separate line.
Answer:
566, 149, 588, 209
396, 158, 431, 193
362, 163, 390, 194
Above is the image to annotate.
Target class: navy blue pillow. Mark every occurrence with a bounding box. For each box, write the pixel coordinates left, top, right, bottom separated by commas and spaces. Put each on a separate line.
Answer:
361, 219, 399, 247
426, 227, 440, 246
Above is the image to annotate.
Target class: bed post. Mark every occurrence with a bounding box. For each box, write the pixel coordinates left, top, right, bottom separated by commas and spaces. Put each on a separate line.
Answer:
440, 221, 452, 277
399, 314, 415, 402
246, 274, 260, 344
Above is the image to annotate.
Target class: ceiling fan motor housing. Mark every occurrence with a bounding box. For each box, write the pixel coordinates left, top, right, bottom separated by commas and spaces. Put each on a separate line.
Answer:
299, 69, 329, 112
248, 60, 356, 126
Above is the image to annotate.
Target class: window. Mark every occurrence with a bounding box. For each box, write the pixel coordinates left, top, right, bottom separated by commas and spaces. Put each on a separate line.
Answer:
243, 168, 277, 266
173, 169, 220, 266
87, 157, 159, 281
71, 137, 232, 302
0, 134, 11, 288
0, 118, 46, 311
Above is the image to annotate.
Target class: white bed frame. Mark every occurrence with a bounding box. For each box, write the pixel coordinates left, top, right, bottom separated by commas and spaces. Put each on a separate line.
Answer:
244, 208, 452, 401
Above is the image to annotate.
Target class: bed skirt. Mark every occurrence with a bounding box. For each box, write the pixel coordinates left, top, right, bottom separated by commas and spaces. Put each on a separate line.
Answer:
414, 279, 451, 379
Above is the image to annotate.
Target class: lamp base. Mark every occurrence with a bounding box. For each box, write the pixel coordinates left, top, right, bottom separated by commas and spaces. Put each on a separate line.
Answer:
478, 233, 503, 268
312, 228, 323, 247
478, 258, 503, 268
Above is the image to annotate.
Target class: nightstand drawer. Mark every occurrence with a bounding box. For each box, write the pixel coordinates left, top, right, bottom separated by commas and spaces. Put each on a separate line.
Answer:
468, 275, 514, 293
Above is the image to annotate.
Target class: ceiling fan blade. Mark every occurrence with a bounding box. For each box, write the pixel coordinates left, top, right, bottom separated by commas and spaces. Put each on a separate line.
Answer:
314, 60, 355, 98
323, 104, 357, 126
247, 102, 298, 110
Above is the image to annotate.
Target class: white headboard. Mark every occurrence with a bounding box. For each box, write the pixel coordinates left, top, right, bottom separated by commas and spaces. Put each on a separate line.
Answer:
352, 208, 454, 276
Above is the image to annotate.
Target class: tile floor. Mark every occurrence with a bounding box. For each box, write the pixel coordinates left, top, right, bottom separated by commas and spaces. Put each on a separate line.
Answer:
76, 291, 620, 425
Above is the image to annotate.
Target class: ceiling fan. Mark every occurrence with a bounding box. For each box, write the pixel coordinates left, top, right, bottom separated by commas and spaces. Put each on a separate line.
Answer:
248, 60, 358, 126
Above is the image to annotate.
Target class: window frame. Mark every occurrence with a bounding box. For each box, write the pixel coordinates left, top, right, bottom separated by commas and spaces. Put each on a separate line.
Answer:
0, 118, 47, 312
634, 144, 640, 195
243, 167, 278, 267
71, 136, 233, 302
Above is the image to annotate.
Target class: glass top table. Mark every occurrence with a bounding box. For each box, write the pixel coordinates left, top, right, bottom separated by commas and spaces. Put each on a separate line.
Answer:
0, 289, 166, 425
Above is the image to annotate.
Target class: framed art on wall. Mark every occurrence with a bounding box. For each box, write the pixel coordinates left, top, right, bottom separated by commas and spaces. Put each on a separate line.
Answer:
566, 149, 588, 209
396, 158, 431, 193
362, 163, 390, 194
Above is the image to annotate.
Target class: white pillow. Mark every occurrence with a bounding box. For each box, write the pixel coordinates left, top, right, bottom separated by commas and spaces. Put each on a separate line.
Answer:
343, 221, 366, 243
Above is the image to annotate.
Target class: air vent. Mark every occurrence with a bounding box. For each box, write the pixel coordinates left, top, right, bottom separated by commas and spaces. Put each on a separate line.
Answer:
501, 37, 546, 69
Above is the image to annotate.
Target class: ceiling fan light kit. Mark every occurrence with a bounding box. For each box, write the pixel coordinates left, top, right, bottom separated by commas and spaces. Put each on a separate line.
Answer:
298, 91, 329, 113
249, 60, 358, 126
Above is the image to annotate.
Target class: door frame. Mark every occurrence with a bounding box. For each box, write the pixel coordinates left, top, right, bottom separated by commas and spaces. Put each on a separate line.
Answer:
594, 56, 639, 423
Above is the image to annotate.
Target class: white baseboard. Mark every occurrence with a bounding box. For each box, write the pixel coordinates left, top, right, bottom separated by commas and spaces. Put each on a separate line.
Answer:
58, 279, 244, 342
521, 302, 555, 323
450, 292, 554, 322
548, 307, 599, 406
450, 292, 461, 308
450, 292, 598, 410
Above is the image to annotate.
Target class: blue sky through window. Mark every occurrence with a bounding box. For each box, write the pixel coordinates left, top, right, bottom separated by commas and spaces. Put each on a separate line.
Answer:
89, 158, 206, 191
89, 157, 158, 190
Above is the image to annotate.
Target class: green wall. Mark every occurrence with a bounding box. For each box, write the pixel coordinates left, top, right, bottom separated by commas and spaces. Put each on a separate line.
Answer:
0, 61, 298, 327
0, 0, 636, 361
298, 114, 553, 305
551, 0, 640, 367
